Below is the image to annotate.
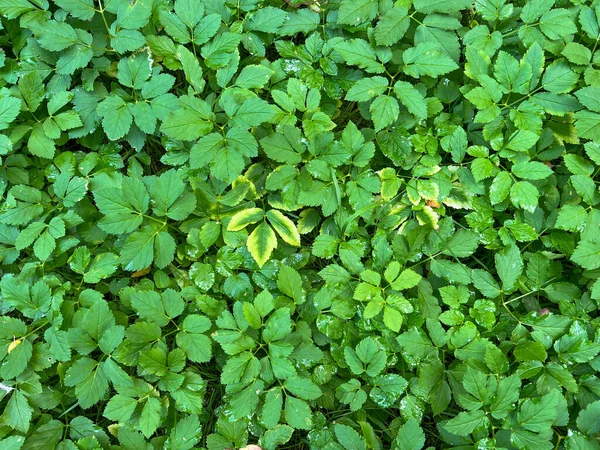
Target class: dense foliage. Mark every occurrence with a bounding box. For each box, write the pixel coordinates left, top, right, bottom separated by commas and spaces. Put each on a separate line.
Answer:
1, 0, 600, 448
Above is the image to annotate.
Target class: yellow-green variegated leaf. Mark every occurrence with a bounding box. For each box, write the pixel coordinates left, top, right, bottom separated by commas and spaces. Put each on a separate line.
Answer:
247, 222, 277, 267
266, 210, 301, 247
227, 208, 265, 231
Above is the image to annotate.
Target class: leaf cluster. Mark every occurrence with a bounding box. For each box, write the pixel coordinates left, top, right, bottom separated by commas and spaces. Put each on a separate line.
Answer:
1, 0, 600, 449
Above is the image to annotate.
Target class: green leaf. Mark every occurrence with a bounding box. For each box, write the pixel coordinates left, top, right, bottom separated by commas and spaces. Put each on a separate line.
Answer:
383, 306, 403, 332
337, 0, 378, 25
45, 327, 71, 361
0, 93, 21, 130
511, 429, 553, 449
575, 111, 600, 140
413, 0, 473, 13
346, 77, 388, 102
97, 95, 133, 141
260, 126, 304, 164
103, 395, 138, 422
66, 359, 109, 408
93, 176, 149, 235
18, 72, 44, 113
374, 6, 410, 46
514, 341, 547, 362
160, 8, 190, 43
391, 269, 422, 290
345, 337, 387, 377
84, 253, 118, 283
485, 345, 509, 374
161, 96, 213, 140
279, 10, 320, 36
489, 172, 512, 205
173, 0, 204, 28
131, 290, 168, 326
542, 62, 578, 94
284, 377, 322, 400
370, 95, 399, 132
572, 238, 600, 270
34, 20, 78, 51
110, 28, 146, 52
176, 315, 212, 363
152, 173, 196, 221
403, 43, 459, 78
3, 338, 32, 379
506, 130, 539, 152
494, 51, 530, 94
277, 266, 305, 303
139, 397, 161, 438
245, 7, 286, 33
0, 436, 26, 450
54, 0, 95, 20
119, 226, 176, 271
495, 244, 523, 292
336, 39, 385, 74
4, 391, 32, 433
235, 64, 273, 89
205, 134, 252, 184
28, 123, 55, 158
472, 269, 502, 298
565, 154, 595, 177
168, 414, 202, 449
201, 32, 241, 68
518, 391, 558, 432
576, 87, 600, 113
118, 54, 151, 89
312, 234, 340, 258
510, 181, 538, 212
232, 97, 277, 128
540, 9, 576, 40
511, 161, 553, 180
261, 425, 294, 450
285, 396, 312, 430
443, 410, 486, 436
334, 424, 365, 450
577, 400, 600, 435
394, 418, 425, 450
261, 387, 283, 429
193, 14, 221, 46
443, 229, 480, 258
394, 81, 427, 120
175, 46, 205, 93
562, 43, 592, 65
1, 276, 52, 319
533, 92, 581, 116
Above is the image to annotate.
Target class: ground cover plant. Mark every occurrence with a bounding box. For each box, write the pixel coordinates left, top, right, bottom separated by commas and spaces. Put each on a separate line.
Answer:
1, 0, 600, 448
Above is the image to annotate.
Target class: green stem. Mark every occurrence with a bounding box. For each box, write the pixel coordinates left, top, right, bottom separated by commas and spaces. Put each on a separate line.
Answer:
96, 0, 112, 38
